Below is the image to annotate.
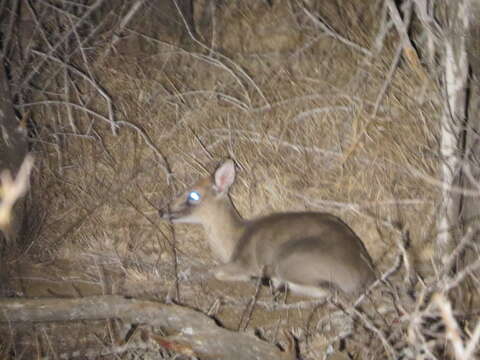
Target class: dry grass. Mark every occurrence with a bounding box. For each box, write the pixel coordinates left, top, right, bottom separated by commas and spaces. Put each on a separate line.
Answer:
1, 0, 479, 359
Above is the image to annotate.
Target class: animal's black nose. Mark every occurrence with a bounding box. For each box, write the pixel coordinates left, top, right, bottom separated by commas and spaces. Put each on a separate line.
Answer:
159, 209, 172, 220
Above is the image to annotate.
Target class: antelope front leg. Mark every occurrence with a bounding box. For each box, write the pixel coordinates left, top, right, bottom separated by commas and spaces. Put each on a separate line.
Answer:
213, 262, 256, 282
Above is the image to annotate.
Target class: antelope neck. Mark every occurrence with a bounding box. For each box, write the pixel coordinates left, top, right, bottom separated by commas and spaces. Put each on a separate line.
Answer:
202, 198, 245, 263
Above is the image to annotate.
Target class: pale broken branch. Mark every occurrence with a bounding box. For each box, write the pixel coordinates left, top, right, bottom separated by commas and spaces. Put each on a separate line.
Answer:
0, 295, 294, 360
0, 154, 34, 235
433, 293, 466, 359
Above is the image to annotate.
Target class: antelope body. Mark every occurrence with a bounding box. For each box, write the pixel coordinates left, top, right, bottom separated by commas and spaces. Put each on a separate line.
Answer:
161, 160, 375, 297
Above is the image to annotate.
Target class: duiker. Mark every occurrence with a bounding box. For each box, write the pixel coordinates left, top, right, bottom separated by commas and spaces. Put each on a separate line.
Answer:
160, 160, 375, 298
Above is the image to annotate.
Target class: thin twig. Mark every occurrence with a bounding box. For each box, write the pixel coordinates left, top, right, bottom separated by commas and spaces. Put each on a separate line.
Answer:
444, 259, 480, 293
342, 41, 403, 164
171, 0, 269, 107
211, 128, 342, 158
17, 100, 117, 131
20, 0, 106, 90
0, 0, 19, 60
97, 0, 147, 65
302, 6, 371, 57
31, 49, 115, 133
292, 106, 351, 123
116, 120, 172, 183
239, 275, 263, 331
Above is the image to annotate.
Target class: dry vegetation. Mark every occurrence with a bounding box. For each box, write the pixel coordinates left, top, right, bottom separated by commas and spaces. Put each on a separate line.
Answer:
0, 0, 479, 359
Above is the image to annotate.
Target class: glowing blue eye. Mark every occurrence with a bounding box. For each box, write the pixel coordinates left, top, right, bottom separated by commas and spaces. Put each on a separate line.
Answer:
188, 191, 201, 202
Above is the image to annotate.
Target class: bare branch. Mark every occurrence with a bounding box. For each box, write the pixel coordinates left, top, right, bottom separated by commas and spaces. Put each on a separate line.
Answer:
385, 0, 425, 78
433, 293, 466, 359
19, 0, 107, 90
301, 6, 371, 57
97, 0, 147, 65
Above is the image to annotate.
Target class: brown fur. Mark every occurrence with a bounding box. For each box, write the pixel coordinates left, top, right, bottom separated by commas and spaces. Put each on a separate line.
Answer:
161, 160, 376, 297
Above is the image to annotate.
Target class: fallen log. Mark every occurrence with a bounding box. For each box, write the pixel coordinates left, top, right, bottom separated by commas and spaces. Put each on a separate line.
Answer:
0, 295, 294, 360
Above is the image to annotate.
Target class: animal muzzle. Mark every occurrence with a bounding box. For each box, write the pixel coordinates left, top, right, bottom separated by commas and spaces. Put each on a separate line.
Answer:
158, 208, 174, 221
159, 206, 188, 222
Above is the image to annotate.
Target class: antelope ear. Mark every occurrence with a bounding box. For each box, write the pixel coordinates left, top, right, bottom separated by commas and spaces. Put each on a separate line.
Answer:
214, 159, 236, 194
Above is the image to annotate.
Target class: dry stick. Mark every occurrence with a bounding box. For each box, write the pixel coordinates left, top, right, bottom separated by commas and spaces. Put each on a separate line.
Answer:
342, 41, 403, 165
190, 52, 253, 106
385, 0, 414, 50
115, 120, 172, 183
66, 14, 115, 136
301, 6, 371, 57
464, 318, 480, 359
37, 0, 83, 19
315, 253, 403, 346
96, 0, 146, 66
0, 0, 19, 60
407, 281, 429, 344
463, 161, 480, 193
16, 100, 117, 131
19, 0, 106, 90
439, 227, 475, 278
123, 27, 253, 112
354, 253, 403, 308
413, 0, 441, 70
48, 341, 157, 360
0, 295, 288, 360
284, 186, 427, 212
40, 327, 57, 359
27, 3, 115, 133
371, 2, 392, 57
292, 106, 351, 123
394, 229, 413, 286
322, 257, 405, 359
343, 1, 417, 164
209, 128, 419, 178
166, 221, 181, 304
251, 94, 341, 113
444, 259, 480, 293
239, 274, 264, 332
221, 295, 325, 312
211, 128, 342, 158
63, 37, 77, 134
164, 89, 249, 111
433, 293, 466, 359
385, 0, 426, 79
30, 49, 114, 129
21, 0, 55, 79
124, 195, 190, 261
408, 165, 480, 197
171, 0, 268, 108
349, 306, 397, 360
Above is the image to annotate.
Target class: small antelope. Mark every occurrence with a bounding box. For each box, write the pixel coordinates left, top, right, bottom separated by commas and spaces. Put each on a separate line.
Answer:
160, 160, 375, 298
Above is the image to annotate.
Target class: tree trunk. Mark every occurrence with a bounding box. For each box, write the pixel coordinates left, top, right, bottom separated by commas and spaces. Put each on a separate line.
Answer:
436, 0, 470, 257
461, 1, 480, 230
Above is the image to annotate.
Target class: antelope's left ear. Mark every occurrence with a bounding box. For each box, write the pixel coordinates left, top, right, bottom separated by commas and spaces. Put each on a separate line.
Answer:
214, 159, 236, 194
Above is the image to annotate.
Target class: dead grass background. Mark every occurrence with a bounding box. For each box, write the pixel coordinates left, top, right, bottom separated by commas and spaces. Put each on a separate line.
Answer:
2, 0, 478, 359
